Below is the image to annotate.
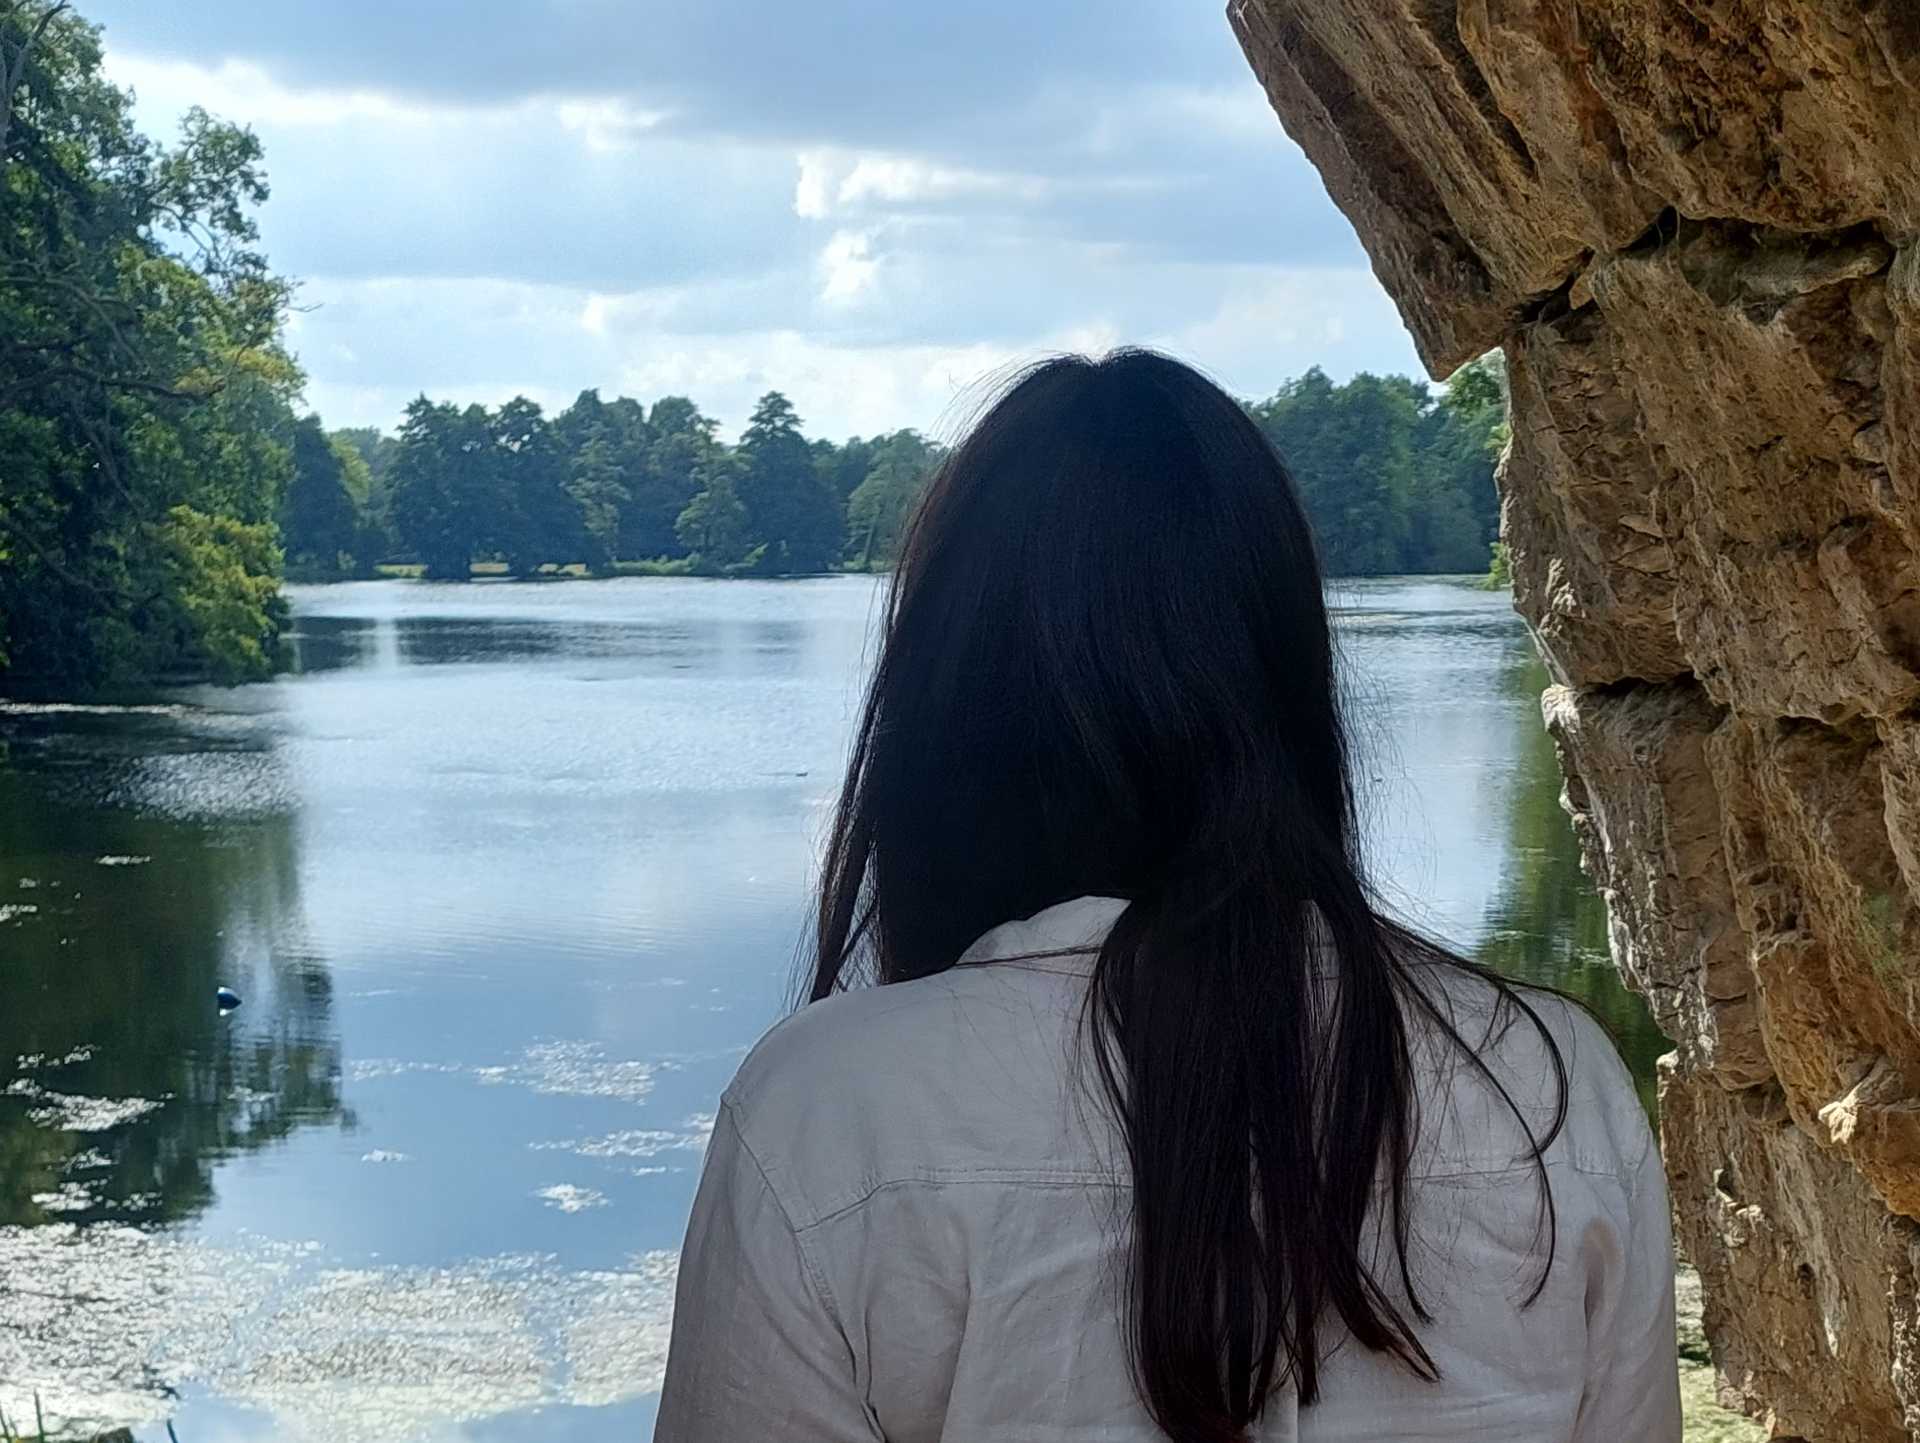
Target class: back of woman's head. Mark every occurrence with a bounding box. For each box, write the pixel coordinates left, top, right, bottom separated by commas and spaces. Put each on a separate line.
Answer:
810, 349, 1562, 1441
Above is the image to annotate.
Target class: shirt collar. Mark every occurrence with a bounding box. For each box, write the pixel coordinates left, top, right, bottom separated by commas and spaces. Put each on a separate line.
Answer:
956, 895, 1130, 971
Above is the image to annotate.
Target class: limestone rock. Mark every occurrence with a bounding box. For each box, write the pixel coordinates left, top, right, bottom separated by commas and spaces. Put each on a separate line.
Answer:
1503, 305, 1687, 687
1662, 1066, 1917, 1439
1229, 0, 1920, 373
1234, 0, 1920, 1430
1543, 680, 1766, 1087
1708, 715, 1920, 1222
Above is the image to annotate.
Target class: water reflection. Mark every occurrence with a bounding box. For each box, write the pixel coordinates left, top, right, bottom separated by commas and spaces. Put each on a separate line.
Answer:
0, 736, 343, 1228
279, 614, 379, 675
1473, 642, 1667, 1114
1328, 579, 1667, 1115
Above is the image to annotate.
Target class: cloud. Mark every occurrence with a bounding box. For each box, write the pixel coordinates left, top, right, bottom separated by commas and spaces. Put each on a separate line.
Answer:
105, 52, 800, 292
816, 229, 880, 306
81, 0, 1233, 149
85, 0, 1428, 443
290, 261, 1421, 442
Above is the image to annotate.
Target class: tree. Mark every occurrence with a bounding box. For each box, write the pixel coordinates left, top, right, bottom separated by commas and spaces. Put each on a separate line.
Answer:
491, 396, 574, 575
327, 425, 396, 572
1444, 350, 1508, 423
1413, 353, 1507, 573
568, 433, 627, 573
845, 430, 938, 567
630, 395, 714, 560
331, 425, 397, 492
1248, 360, 1506, 578
815, 435, 876, 499
388, 398, 494, 580
280, 415, 359, 575
0, 2, 301, 687
151, 505, 285, 682
675, 450, 748, 565
734, 391, 844, 574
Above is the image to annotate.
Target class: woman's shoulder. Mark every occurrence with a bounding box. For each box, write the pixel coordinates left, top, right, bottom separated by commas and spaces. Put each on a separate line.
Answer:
1402, 961, 1655, 1184
717, 965, 1096, 1226
725, 978, 936, 1109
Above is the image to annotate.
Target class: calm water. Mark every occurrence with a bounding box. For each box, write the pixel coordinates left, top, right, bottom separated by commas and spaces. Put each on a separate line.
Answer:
0, 575, 1663, 1441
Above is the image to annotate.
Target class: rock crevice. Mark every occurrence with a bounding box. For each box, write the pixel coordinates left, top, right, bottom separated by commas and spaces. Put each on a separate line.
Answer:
1234, 1, 1920, 1433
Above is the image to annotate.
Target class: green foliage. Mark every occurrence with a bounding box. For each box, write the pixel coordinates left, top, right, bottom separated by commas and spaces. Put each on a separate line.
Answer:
1249, 353, 1508, 578
152, 504, 285, 682
387, 398, 495, 579
328, 425, 395, 572
567, 433, 628, 573
304, 360, 1504, 587
364, 387, 943, 581
490, 395, 574, 576
280, 415, 358, 576
846, 430, 939, 567
1480, 540, 1513, 591
817, 434, 876, 498
330, 425, 395, 485
734, 391, 845, 574
674, 450, 749, 567
0, 0, 300, 689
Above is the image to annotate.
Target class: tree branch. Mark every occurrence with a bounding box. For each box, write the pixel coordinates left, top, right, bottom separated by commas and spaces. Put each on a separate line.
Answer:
0, 2, 70, 163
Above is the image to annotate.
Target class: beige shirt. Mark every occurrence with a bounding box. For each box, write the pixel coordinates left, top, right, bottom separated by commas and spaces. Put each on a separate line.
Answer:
656, 896, 1680, 1441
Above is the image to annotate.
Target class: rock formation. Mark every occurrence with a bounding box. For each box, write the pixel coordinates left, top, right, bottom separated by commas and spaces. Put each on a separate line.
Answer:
1231, 2, 1920, 1435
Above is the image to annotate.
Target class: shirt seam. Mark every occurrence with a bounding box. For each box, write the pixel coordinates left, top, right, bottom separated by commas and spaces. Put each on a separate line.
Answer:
797, 1170, 1129, 1232
783, 1151, 1639, 1229
720, 1101, 856, 1340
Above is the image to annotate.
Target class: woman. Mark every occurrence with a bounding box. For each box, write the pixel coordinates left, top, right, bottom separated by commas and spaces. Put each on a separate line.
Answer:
656, 350, 1679, 1441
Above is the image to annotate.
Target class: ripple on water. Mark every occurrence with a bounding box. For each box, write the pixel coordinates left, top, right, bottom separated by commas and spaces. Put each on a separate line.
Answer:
349, 1038, 664, 1106
0, 1224, 677, 1442
529, 1115, 714, 1162
3, 1078, 167, 1131
534, 1183, 608, 1213
14, 1047, 94, 1070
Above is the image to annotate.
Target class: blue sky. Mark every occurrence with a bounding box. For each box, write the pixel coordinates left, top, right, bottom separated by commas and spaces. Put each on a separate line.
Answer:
86, 1, 1425, 440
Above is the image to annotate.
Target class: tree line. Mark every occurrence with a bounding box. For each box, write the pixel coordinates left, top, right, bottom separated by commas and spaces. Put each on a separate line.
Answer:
282, 356, 1506, 587
2, 0, 1507, 695
284, 391, 943, 582
1248, 356, 1506, 577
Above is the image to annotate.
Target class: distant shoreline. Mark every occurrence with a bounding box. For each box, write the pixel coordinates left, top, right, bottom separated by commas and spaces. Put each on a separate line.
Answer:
287, 563, 1502, 587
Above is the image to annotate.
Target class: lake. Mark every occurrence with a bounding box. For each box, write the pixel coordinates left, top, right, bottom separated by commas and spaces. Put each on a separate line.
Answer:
0, 575, 1664, 1441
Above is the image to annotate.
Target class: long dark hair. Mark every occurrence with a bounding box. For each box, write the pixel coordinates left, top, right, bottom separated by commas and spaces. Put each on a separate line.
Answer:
808, 349, 1567, 1440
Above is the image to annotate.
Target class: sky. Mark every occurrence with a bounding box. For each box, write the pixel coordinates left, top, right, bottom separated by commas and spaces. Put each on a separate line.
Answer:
84, 1, 1426, 442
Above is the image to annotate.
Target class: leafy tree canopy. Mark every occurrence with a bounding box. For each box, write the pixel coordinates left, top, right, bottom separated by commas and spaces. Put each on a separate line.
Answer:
1, 0, 300, 687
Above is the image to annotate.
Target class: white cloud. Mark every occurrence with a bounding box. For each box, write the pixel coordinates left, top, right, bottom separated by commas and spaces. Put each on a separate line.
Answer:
793, 148, 836, 219
104, 52, 461, 129
289, 259, 1422, 441
838, 153, 1040, 208
105, 52, 799, 291
555, 98, 671, 151
579, 293, 614, 336
96, 18, 1423, 446
817, 228, 880, 305
791, 148, 1057, 224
